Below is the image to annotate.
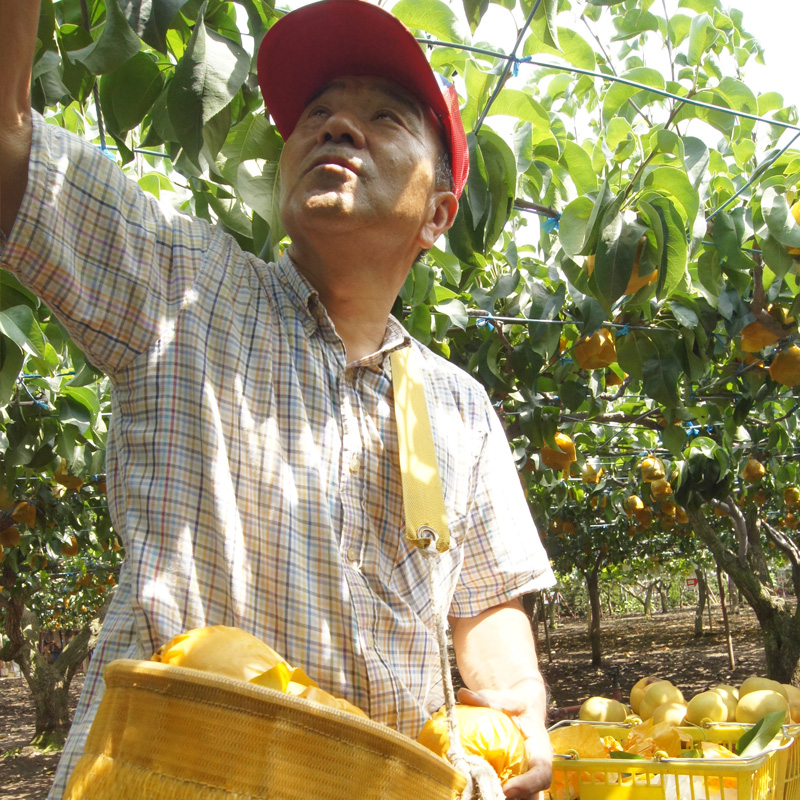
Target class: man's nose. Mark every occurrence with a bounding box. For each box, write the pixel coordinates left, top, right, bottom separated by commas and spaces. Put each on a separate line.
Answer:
317, 111, 366, 148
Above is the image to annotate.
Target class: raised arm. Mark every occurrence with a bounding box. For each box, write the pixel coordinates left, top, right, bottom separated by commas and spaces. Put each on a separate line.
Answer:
0, 0, 41, 237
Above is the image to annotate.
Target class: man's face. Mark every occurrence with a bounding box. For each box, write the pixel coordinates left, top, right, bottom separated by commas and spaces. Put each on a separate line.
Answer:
279, 76, 448, 246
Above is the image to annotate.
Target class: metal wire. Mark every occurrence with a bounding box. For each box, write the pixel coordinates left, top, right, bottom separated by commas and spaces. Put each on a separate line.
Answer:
417, 39, 800, 133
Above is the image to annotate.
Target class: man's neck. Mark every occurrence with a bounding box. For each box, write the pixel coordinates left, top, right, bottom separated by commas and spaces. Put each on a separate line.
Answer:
287, 237, 413, 363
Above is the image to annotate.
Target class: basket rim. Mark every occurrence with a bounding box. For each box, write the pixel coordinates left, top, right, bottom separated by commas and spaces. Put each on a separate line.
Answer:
104, 659, 467, 791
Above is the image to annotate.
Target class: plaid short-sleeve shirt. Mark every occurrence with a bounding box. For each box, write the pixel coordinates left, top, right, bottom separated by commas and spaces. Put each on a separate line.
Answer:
1, 113, 555, 799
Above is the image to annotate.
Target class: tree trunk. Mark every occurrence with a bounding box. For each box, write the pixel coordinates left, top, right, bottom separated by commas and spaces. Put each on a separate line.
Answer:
659, 581, 670, 614
643, 582, 653, 617
585, 568, 603, 666
0, 584, 111, 747
695, 567, 708, 636
689, 507, 800, 684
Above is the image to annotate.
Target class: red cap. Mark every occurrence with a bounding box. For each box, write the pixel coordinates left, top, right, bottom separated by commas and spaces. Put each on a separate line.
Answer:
257, 0, 469, 198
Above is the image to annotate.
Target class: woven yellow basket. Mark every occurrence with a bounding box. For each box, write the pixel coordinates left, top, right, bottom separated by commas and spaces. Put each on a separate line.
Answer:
63, 659, 466, 800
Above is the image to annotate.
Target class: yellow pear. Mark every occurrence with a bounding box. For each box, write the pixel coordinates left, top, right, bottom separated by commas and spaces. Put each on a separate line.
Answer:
639, 681, 685, 721
735, 689, 789, 724
782, 684, 800, 722
652, 702, 688, 727
579, 696, 628, 723
739, 676, 788, 700
709, 685, 739, 721
630, 676, 659, 715
685, 691, 729, 725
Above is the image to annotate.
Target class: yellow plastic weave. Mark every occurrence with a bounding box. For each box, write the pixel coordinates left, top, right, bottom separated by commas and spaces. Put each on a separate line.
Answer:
64, 660, 467, 800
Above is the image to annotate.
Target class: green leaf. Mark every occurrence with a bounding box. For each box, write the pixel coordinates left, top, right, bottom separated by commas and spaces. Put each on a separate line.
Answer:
392, 0, 465, 43
609, 751, 646, 760
616, 330, 656, 381
119, 0, 191, 53
602, 68, 665, 124
434, 298, 468, 331
642, 352, 681, 407
0, 306, 48, 358
762, 188, 800, 249
737, 711, 786, 757
57, 23, 95, 103
644, 166, 699, 228
561, 141, 598, 195
640, 195, 688, 299
56, 395, 92, 435
487, 89, 551, 131
138, 172, 176, 199
523, 25, 596, 71
687, 13, 717, 67
535, 0, 559, 51
0, 338, 24, 407
478, 130, 517, 251
62, 386, 101, 419
671, 303, 699, 329
682, 137, 710, 190
716, 77, 759, 138
99, 52, 164, 136
407, 304, 432, 345
559, 196, 595, 257
401, 262, 435, 307
461, 0, 489, 34
592, 217, 647, 309
712, 212, 756, 272
661, 423, 686, 456
168, 4, 251, 166
70, 0, 143, 75
758, 233, 794, 282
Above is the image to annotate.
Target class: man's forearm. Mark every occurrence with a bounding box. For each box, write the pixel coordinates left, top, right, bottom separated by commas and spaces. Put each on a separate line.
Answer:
450, 598, 548, 726
450, 597, 552, 798
0, 0, 41, 237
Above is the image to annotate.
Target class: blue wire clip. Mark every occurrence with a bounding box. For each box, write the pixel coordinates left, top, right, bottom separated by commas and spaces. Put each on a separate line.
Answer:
476, 312, 495, 331
542, 214, 561, 233
617, 324, 631, 336
512, 55, 532, 77
98, 143, 116, 161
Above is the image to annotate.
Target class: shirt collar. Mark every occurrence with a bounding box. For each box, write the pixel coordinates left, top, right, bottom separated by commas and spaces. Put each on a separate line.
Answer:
274, 253, 412, 368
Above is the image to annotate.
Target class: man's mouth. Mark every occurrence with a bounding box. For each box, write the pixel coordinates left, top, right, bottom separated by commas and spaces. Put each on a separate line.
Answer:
308, 154, 362, 175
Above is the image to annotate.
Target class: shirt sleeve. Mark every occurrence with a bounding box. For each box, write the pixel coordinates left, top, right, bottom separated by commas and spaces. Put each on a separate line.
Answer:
0, 112, 225, 377
449, 391, 556, 617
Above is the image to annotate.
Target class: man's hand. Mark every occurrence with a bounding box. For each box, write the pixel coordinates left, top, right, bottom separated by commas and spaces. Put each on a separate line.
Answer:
457, 686, 553, 799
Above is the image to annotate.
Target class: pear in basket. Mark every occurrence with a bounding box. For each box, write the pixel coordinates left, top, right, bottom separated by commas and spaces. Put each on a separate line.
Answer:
417, 704, 528, 782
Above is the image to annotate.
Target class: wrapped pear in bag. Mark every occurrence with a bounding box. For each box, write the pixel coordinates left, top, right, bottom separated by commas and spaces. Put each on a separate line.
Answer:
417, 704, 528, 782
152, 625, 286, 682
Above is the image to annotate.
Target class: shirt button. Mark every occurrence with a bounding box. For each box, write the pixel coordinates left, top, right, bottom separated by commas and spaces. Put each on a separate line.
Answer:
347, 547, 359, 564
349, 455, 361, 474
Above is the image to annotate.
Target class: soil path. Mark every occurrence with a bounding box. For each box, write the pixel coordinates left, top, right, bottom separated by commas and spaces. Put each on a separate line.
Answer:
0, 606, 769, 799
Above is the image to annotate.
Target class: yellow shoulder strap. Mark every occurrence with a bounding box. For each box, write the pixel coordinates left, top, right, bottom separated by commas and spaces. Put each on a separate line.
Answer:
390, 346, 450, 553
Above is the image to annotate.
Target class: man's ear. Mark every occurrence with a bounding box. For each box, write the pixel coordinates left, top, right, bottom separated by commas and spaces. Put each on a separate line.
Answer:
417, 190, 459, 251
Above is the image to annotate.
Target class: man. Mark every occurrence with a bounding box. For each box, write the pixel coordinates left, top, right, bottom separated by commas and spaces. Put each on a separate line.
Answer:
0, 1, 556, 797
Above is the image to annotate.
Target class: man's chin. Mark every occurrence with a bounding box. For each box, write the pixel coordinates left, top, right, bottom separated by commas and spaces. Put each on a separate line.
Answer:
303, 192, 356, 214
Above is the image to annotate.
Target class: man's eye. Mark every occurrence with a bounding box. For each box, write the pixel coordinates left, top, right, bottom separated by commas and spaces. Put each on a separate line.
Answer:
374, 110, 400, 123
307, 106, 329, 118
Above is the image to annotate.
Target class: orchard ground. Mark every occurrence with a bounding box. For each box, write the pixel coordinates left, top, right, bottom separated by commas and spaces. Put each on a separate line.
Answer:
0, 605, 769, 799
